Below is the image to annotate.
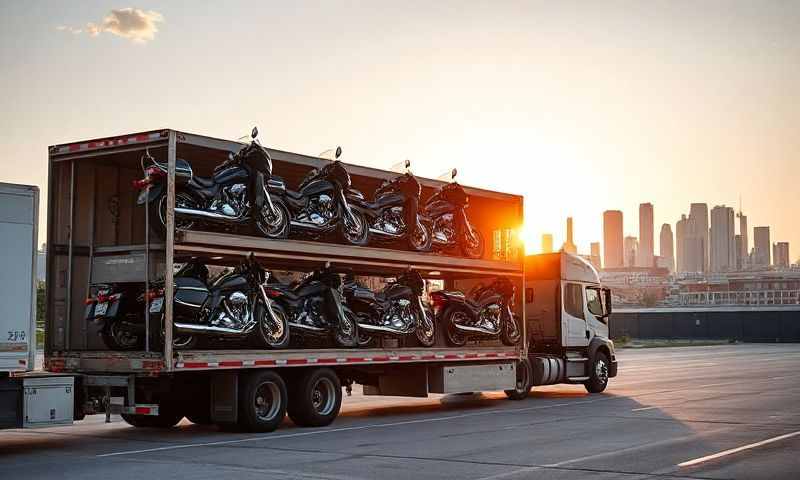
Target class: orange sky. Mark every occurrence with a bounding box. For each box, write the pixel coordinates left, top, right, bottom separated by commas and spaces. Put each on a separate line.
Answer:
1, 1, 798, 261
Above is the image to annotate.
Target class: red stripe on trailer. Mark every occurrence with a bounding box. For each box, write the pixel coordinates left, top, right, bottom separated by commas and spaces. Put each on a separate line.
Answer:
286, 358, 308, 365
371, 356, 390, 362
220, 361, 244, 368
254, 359, 277, 366
135, 407, 152, 415
398, 355, 415, 361
181, 362, 210, 369
346, 357, 366, 363
317, 357, 338, 364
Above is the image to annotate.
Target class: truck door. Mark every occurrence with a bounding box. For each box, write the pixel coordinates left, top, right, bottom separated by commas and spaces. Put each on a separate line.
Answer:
562, 282, 589, 347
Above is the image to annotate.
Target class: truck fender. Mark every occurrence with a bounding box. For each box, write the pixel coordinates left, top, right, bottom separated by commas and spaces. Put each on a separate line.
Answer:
587, 336, 617, 378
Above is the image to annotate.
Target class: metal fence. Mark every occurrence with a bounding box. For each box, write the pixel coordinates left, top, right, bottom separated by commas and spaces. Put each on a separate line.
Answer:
610, 308, 800, 342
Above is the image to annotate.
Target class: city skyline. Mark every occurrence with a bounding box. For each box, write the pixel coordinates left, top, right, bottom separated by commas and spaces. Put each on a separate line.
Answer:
540, 200, 794, 269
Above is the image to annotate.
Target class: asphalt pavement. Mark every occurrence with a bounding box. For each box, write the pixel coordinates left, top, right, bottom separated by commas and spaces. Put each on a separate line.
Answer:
3, 343, 800, 480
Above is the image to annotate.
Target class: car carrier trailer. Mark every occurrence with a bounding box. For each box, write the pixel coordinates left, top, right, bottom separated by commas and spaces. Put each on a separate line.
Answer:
43, 129, 531, 431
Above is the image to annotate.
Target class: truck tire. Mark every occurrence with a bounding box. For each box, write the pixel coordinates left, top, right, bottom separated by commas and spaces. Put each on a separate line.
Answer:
287, 368, 342, 428
238, 370, 287, 433
504, 358, 532, 400
584, 352, 610, 394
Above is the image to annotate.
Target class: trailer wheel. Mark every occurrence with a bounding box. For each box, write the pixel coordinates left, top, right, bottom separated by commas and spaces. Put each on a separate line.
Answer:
584, 352, 610, 394
504, 358, 532, 400
238, 370, 287, 433
287, 368, 342, 427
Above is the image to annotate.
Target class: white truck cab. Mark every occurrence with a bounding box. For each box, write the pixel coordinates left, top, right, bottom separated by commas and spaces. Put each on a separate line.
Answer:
524, 252, 617, 393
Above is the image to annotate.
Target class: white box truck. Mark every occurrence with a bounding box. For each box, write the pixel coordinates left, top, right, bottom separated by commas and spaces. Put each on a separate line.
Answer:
1, 183, 75, 429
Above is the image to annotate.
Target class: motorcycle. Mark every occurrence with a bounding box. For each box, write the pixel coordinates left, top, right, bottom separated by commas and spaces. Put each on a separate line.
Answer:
85, 283, 147, 351
343, 269, 436, 347
348, 160, 432, 251
275, 147, 370, 246
430, 277, 521, 347
260, 264, 359, 348
134, 127, 290, 240
144, 254, 290, 350
421, 169, 484, 259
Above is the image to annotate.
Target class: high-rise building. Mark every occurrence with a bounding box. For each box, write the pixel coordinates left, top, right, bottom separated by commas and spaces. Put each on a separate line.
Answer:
676, 214, 689, 272
589, 242, 601, 269
689, 203, 709, 272
562, 217, 577, 254
638, 203, 654, 268
624, 236, 638, 267
683, 237, 705, 272
773, 242, 790, 267
541, 233, 553, 254
710, 205, 736, 272
737, 210, 748, 267
659, 223, 674, 272
753, 226, 771, 266
603, 210, 624, 268
734, 235, 743, 270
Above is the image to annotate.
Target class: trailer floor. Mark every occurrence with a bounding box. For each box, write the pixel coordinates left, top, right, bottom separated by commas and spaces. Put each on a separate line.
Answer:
5, 344, 800, 479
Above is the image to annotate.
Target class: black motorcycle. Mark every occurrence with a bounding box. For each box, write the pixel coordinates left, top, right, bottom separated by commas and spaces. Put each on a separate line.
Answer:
343, 270, 435, 347
430, 277, 520, 347
421, 169, 484, 259
134, 127, 290, 240
276, 147, 370, 246
260, 264, 359, 348
85, 283, 147, 351
145, 255, 290, 350
348, 160, 432, 251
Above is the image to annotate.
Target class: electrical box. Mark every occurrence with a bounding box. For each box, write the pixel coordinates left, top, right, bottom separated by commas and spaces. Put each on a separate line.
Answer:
23, 376, 74, 428
428, 363, 516, 394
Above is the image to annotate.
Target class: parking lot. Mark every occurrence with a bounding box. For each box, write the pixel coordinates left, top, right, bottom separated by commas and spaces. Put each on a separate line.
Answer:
3, 343, 800, 480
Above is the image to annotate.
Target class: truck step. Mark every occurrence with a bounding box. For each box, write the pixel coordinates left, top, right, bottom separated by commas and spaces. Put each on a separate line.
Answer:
567, 376, 589, 382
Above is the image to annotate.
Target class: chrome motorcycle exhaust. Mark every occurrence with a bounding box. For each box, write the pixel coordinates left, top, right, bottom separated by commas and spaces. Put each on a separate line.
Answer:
175, 206, 245, 221
368, 227, 403, 238
173, 321, 255, 336
287, 321, 328, 332
356, 322, 414, 335
452, 323, 501, 335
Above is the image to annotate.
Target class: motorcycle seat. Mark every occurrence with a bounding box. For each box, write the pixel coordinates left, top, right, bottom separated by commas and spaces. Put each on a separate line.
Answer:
285, 189, 305, 201
190, 176, 215, 188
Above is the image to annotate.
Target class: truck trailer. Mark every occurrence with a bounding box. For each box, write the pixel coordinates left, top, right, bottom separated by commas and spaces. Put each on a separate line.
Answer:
2, 129, 616, 433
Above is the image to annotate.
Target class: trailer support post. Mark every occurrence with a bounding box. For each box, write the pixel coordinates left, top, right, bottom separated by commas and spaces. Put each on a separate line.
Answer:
164, 130, 177, 370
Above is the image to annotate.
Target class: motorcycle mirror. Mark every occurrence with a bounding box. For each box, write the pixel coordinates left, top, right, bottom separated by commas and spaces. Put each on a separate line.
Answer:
251, 127, 258, 140
405, 159, 411, 169
451, 168, 458, 180
324, 261, 332, 269
228, 152, 234, 161
335, 146, 342, 159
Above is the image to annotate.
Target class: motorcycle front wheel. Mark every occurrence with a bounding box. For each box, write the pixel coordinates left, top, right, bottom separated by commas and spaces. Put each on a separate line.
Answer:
255, 198, 290, 239
501, 313, 521, 346
254, 301, 290, 349
334, 308, 359, 348
340, 209, 370, 246
415, 306, 436, 347
408, 221, 433, 252
461, 228, 484, 259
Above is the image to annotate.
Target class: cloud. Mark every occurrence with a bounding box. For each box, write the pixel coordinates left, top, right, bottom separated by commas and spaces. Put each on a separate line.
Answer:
57, 8, 164, 43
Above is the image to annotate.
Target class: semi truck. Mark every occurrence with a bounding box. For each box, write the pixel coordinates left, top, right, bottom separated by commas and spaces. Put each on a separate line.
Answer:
2, 129, 616, 433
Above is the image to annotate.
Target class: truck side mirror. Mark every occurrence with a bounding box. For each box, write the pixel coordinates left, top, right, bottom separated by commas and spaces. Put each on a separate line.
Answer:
603, 288, 613, 316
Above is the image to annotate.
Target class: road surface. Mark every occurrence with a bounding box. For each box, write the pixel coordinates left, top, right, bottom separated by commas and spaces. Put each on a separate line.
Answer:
3, 343, 800, 479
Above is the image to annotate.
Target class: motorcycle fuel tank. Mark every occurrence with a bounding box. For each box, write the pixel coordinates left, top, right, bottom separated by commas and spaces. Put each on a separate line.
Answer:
174, 277, 210, 314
